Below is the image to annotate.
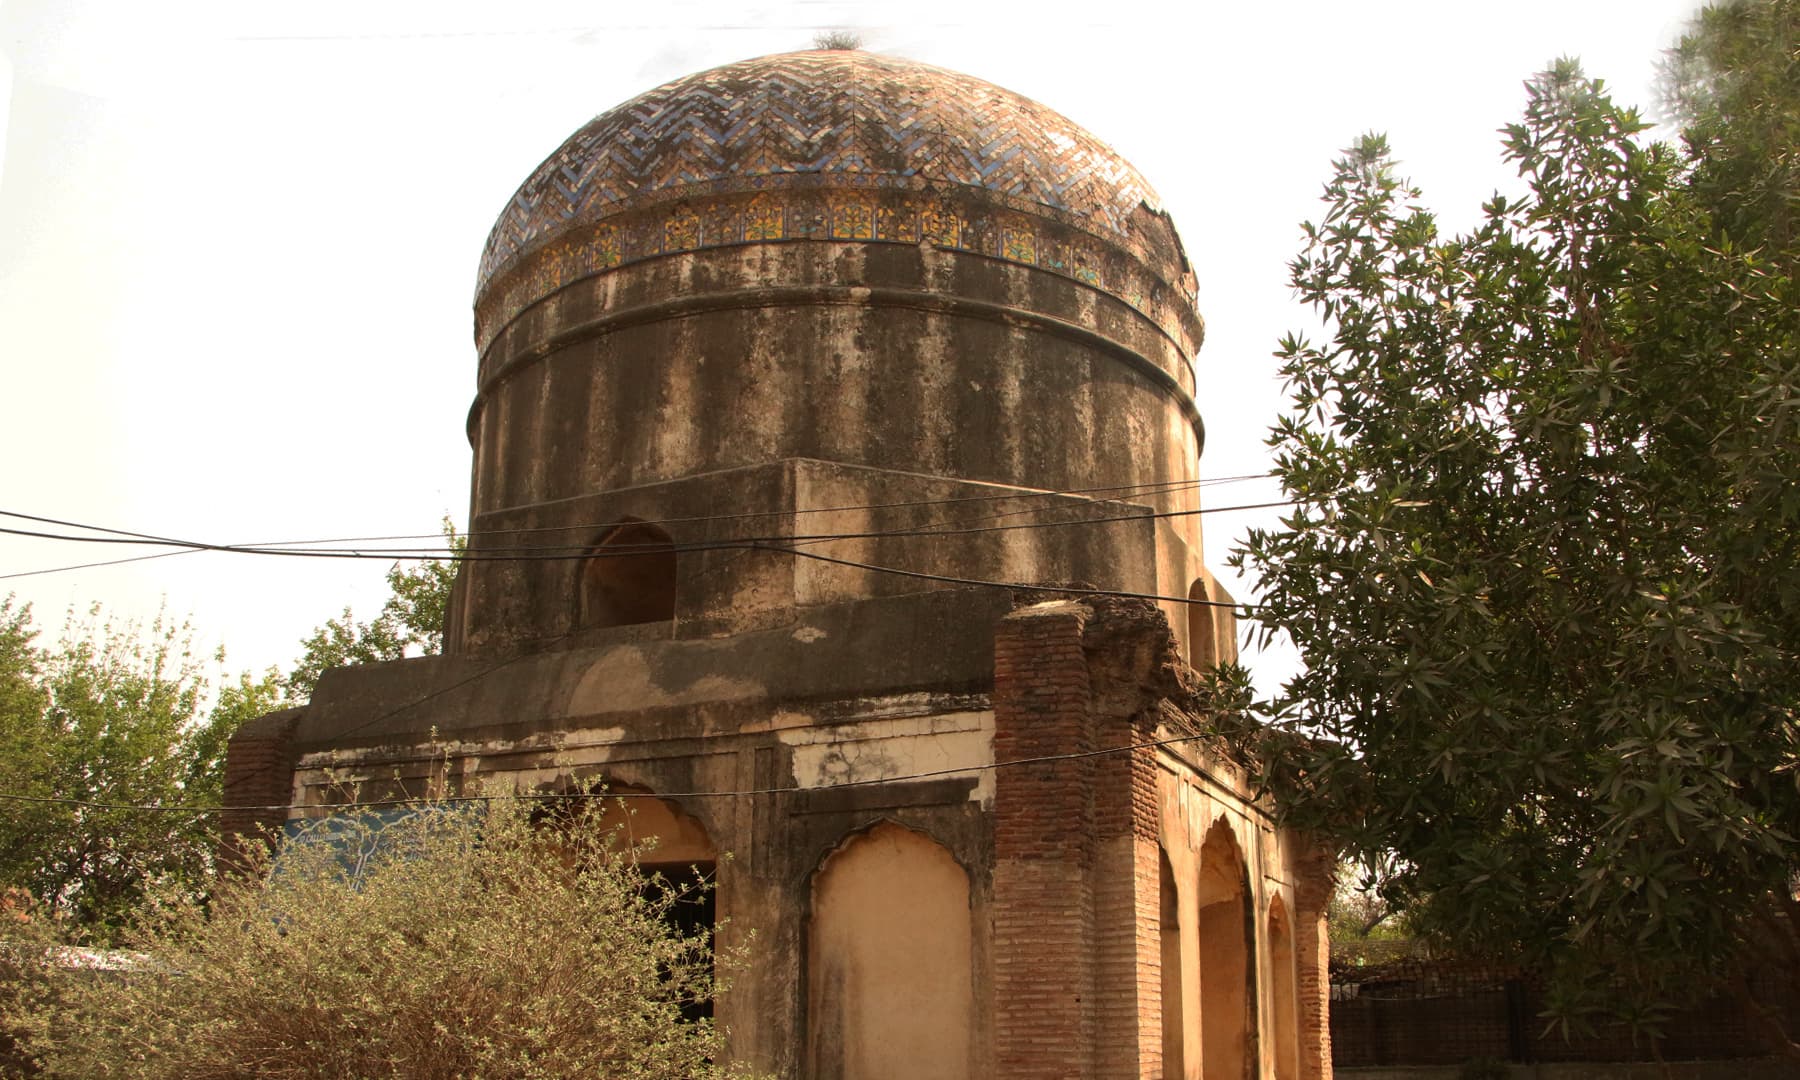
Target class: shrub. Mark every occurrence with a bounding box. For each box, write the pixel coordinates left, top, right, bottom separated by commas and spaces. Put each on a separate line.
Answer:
15, 796, 746, 1080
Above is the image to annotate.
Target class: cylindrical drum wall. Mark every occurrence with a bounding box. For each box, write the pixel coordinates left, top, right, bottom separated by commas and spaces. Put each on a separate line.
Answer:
455, 240, 1206, 651
471, 241, 1199, 514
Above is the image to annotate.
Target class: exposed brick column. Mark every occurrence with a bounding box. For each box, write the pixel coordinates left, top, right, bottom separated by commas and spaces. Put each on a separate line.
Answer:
1090, 697, 1164, 1078
216, 708, 303, 875
1292, 841, 1337, 1080
992, 601, 1097, 1080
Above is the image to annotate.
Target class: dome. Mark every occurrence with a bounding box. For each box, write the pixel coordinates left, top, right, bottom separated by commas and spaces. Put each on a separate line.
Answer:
474, 50, 1195, 347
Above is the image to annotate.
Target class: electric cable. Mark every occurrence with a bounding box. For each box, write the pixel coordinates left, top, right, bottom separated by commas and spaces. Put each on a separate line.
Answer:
0, 497, 1298, 564
2, 473, 1274, 554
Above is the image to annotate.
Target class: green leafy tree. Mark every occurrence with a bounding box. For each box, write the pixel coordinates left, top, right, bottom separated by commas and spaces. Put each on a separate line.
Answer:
0, 601, 251, 934
1219, 14, 1800, 1052
14, 796, 747, 1080
286, 518, 461, 700
1664, 0, 1800, 259
0, 518, 461, 937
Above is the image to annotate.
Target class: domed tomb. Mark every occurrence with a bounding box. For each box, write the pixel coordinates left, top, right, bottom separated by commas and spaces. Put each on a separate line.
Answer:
221, 50, 1335, 1080
454, 49, 1217, 655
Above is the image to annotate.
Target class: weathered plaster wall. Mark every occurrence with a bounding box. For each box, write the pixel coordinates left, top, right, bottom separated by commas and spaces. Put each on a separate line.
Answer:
223, 590, 1329, 1080
456, 238, 1210, 660
806, 822, 976, 1079
452, 458, 1183, 654
1158, 747, 1335, 1080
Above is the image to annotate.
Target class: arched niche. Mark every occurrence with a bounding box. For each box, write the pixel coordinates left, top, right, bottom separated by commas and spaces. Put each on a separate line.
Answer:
578, 518, 677, 629
1268, 894, 1299, 1080
806, 822, 974, 1080
1197, 819, 1255, 1080
1187, 578, 1215, 669
1161, 846, 1187, 1078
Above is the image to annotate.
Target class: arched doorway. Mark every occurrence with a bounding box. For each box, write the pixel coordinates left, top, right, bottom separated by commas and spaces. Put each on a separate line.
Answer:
542, 783, 717, 1020
1161, 846, 1187, 1077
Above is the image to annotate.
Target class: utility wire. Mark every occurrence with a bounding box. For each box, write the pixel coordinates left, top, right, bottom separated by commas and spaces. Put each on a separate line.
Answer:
0, 473, 1288, 581
3, 473, 1274, 554
0, 548, 197, 582
766, 543, 1252, 608
0, 733, 1220, 817
0, 498, 1297, 564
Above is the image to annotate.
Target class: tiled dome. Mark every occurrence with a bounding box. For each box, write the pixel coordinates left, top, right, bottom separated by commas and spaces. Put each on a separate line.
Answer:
477, 50, 1172, 293
471, 50, 1200, 354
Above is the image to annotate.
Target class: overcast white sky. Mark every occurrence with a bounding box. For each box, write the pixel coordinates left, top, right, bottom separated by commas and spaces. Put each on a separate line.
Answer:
0, 0, 1703, 691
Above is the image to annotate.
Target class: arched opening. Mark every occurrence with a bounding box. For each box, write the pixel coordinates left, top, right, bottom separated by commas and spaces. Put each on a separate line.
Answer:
1188, 579, 1215, 670
1268, 895, 1299, 1080
579, 519, 677, 629
1161, 847, 1187, 1078
540, 783, 717, 1020
806, 822, 973, 1080
1197, 820, 1254, 1080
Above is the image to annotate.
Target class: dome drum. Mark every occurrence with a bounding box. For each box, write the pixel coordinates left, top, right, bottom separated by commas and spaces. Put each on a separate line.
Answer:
473, 181, 1203, 359
449, 457, 1190, 654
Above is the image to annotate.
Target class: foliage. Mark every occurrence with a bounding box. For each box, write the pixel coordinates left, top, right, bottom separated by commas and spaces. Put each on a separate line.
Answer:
1457, 1059, 1509, 1080
1664, 0, 1800, 258
0, 892, 64, 1078
0, 517, 460, 941
1219, 14, 1800, 1050
14, 796, 746, 1080
285, 518, 462, 701
1328, 870, 1408, 945
0, 601, 235, 935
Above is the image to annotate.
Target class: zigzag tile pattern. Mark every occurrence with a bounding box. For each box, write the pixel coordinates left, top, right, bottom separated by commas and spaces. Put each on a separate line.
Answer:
476, 51, 1163, 291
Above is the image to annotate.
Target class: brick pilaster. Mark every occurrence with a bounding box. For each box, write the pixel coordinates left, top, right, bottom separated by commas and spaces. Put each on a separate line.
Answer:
216, 708, 303, 875
1293, 841, 1337, 1080
993, 601, 1097, 1079
1091, 702, 1164, 1078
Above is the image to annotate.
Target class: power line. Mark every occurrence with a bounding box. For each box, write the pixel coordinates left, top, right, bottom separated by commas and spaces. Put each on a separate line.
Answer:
8, 473, 1273, 554
767, 543, 1253, 608
0, 548, 197, 582
0, 732, 1221, 817
0, 473, 1288, 581
0, 496, 1296, 566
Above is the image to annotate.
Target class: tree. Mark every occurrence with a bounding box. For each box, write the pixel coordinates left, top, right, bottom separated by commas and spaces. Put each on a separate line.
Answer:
1219, 11, 1800, 1051
0, 601, 235, 935
1664, 0, 1800, 260
285, 519, 461, 701
12, 795, 746, 1080
0, 519, 461, 938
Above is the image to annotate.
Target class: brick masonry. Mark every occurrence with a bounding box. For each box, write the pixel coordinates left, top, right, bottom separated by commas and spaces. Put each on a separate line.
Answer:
992, 596, 1335, 1079
1296, 843, 1338, 1080
993, 601, 1100, 1078
215, 707, 302, 874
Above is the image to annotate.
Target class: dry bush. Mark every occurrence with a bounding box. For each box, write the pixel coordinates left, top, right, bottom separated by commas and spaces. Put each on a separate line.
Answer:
18, 797, 748, 1080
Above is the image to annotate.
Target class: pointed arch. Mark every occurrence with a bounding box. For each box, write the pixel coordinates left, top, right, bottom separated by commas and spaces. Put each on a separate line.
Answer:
806, 821, 973, 1080
1268, 893, 1299, 1080
1198, 818, 1255, 1080
1188, 578, 1215, 669
1161, 846, 1187, 1077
